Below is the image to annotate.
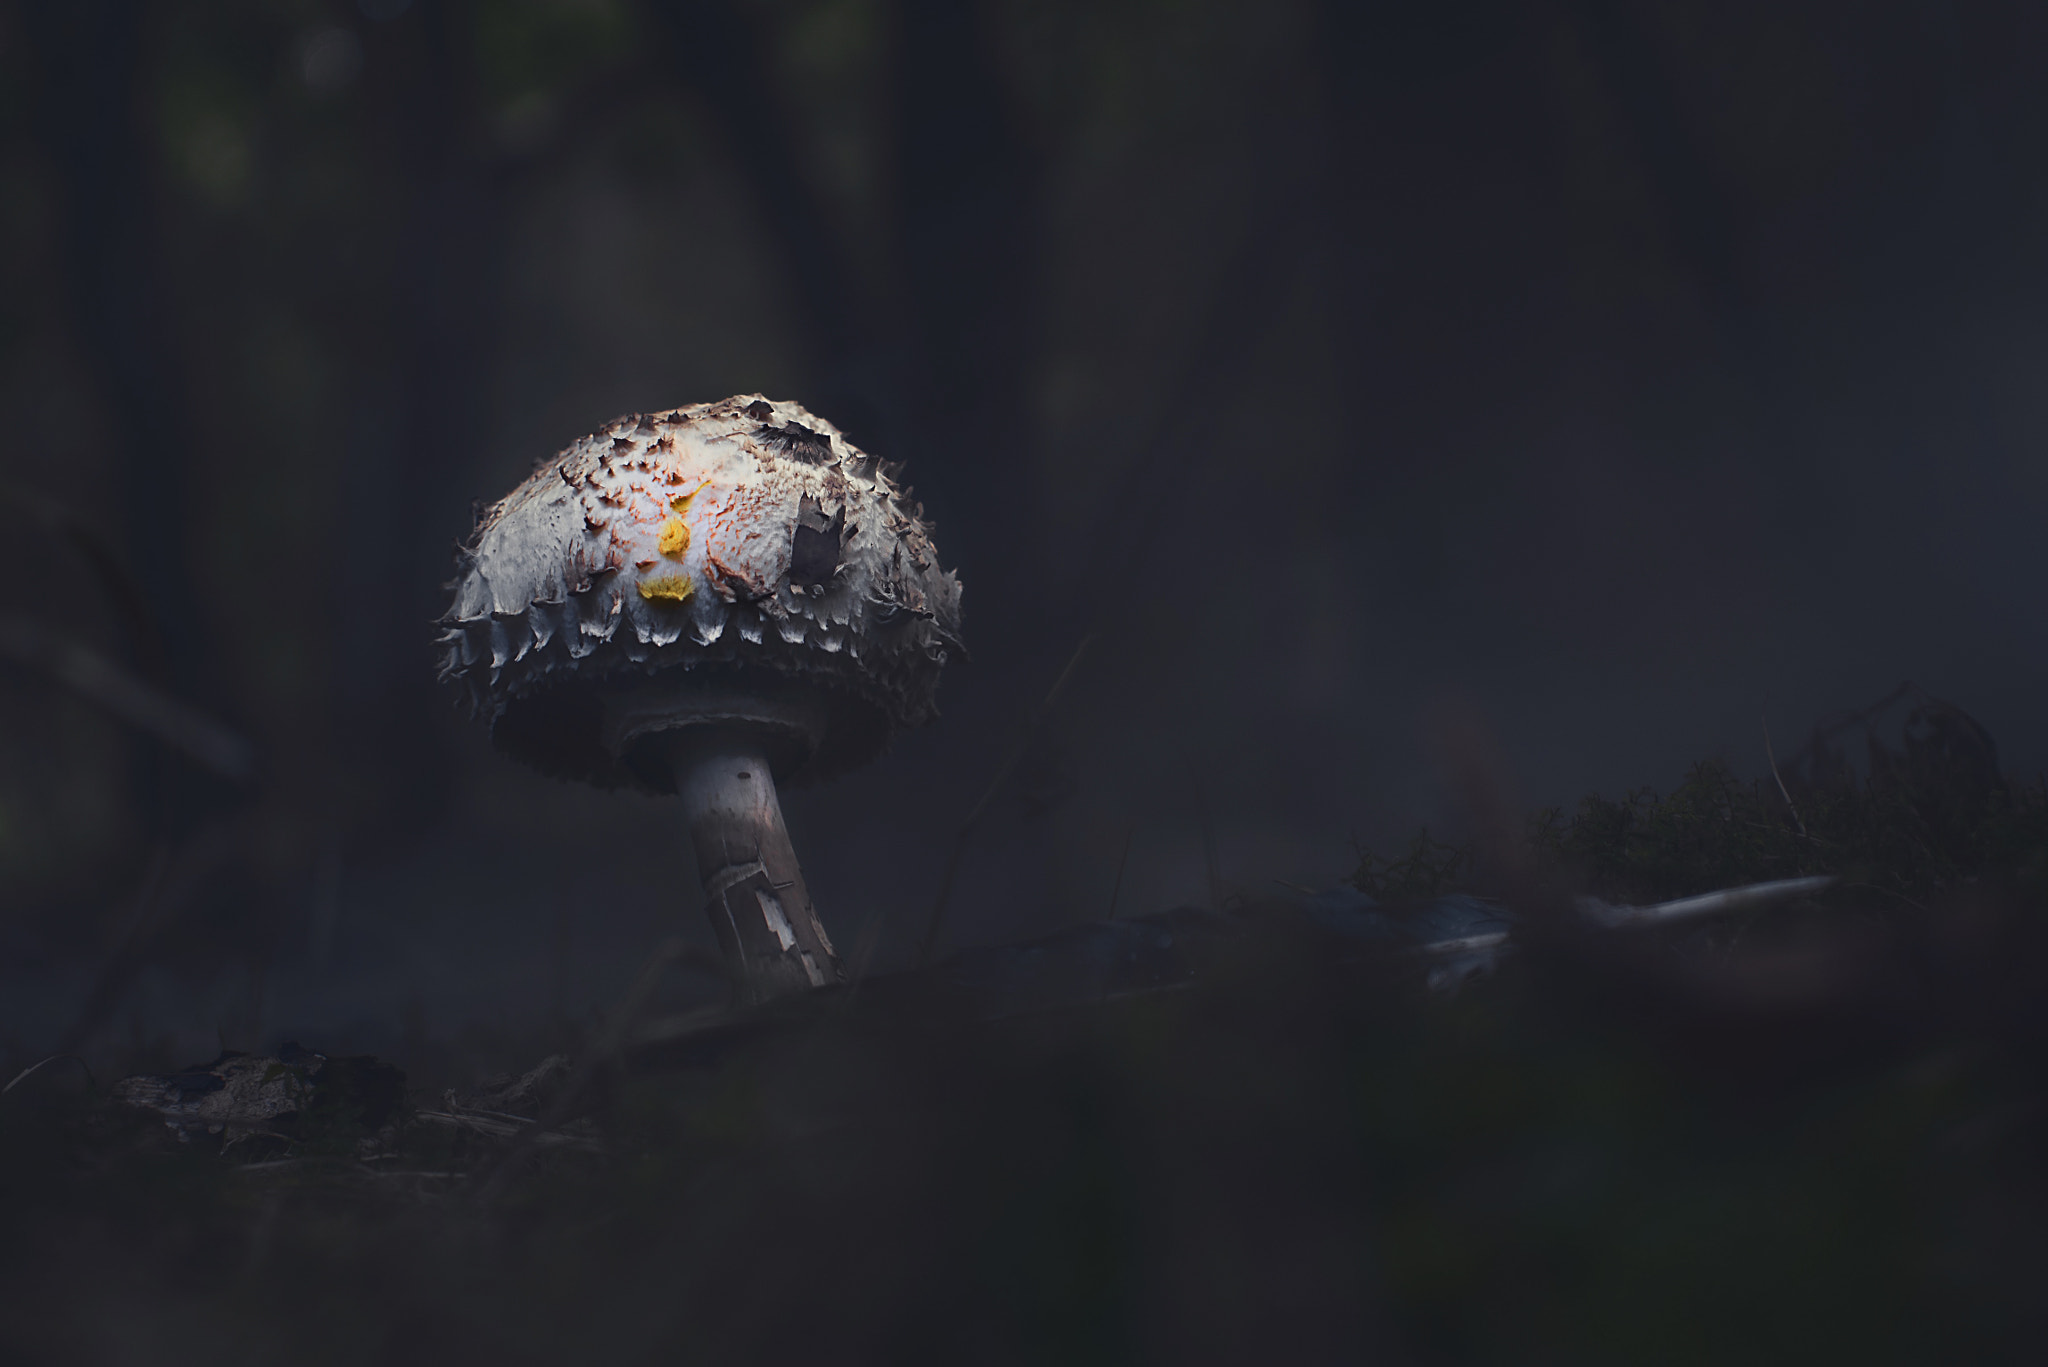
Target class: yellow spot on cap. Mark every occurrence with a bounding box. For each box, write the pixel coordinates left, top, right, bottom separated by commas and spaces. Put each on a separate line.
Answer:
637, 574, 694, 606
657, 516, 690, 558
669, 481, 708, 515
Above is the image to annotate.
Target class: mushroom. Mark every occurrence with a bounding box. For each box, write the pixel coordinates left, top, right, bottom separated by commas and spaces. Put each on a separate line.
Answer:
438, 396, 963, 1002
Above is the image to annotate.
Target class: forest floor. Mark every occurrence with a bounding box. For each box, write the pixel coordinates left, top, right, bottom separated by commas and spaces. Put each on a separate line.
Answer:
4, 688, 2046, 1365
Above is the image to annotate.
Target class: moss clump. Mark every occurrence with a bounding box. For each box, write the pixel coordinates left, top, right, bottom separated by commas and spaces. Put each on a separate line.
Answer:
1529, 758, 2046, 907
1356, 687, 2048, 908
1349, 827, 1470, 904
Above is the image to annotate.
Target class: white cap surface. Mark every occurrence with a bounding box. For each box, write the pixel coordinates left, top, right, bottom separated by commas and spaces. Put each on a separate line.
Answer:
439, 396, 962, 786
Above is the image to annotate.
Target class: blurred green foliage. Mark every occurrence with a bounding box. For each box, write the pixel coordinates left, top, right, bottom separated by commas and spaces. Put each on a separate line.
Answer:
1349, 826, 1469, 904
471, 0, 638, 107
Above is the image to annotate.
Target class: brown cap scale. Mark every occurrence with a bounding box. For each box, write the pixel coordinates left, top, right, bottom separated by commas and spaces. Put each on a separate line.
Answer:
439, 396, 963, 1000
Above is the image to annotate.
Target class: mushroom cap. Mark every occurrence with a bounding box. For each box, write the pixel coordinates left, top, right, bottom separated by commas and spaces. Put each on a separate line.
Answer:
438, 396, 963, 789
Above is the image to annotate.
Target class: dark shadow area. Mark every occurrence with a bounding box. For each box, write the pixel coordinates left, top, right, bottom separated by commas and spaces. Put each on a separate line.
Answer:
1, 0, 2045, 1359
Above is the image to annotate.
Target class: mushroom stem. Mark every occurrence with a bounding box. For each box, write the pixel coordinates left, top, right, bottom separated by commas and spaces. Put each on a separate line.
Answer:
655, 729, 844, 1002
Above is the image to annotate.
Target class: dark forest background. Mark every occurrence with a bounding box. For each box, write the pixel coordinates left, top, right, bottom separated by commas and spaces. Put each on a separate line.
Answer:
2, 0, 2046, 1079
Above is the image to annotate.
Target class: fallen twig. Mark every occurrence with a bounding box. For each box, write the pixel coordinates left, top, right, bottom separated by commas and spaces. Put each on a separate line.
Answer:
1764, 713, 1808, 839
1410, 877, 1839, 966
416, 1109, 602, 1151
1585, 875, 1838, 929
1, 1054, 96, 1097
